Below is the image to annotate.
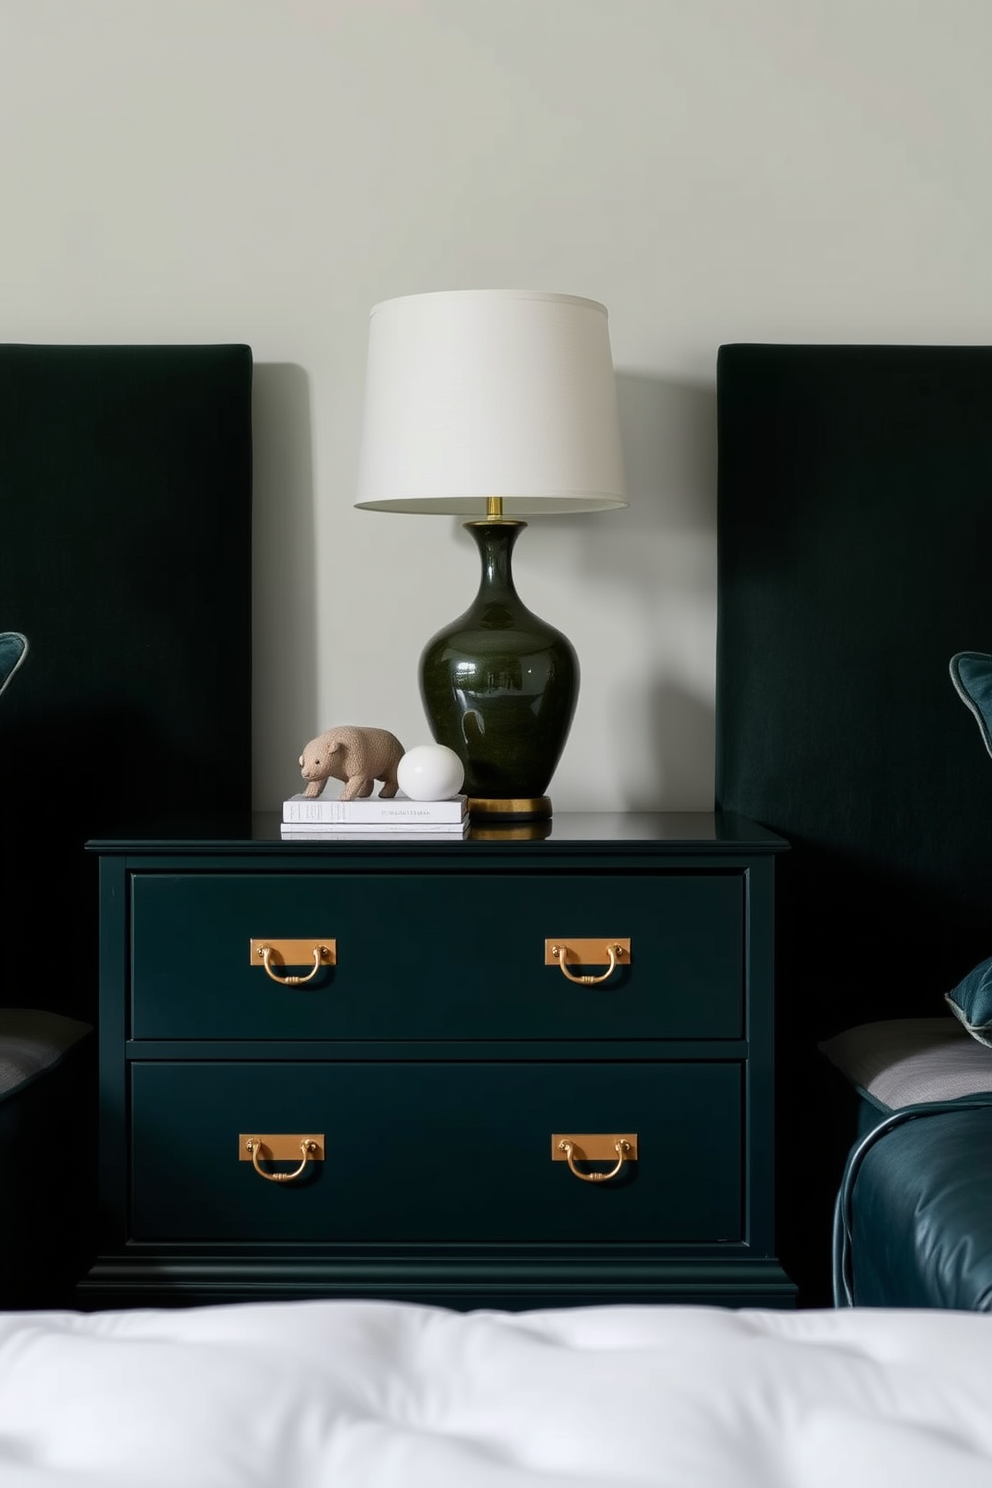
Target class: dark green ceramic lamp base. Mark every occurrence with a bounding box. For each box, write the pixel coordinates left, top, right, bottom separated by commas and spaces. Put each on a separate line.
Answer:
419, 520, 579, 822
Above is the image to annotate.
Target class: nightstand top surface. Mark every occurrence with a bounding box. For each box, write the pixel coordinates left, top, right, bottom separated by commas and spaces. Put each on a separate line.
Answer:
87, 810, 787, 855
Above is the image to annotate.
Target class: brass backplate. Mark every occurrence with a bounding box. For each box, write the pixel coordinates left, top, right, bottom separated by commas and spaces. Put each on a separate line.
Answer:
544, 938, 631, 966
249, 938, 337, 967
552, 1133, 638, 1161
239, 1134, 325, 1162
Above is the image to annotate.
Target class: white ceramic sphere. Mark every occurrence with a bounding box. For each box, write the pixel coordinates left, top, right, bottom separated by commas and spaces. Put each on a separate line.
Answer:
397, 743, 465, 801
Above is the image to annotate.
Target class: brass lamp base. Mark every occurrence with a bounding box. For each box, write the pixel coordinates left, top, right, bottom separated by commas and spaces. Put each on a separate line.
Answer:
468, 795, 552, 823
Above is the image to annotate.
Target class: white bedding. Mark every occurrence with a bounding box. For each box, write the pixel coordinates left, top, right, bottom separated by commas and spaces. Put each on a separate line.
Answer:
3, 1300, 992, 1487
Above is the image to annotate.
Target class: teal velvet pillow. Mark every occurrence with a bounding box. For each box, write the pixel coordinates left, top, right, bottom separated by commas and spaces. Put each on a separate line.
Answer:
945, 954, 992, 1048
0, 631, 27, 698
950, 651, 992, 759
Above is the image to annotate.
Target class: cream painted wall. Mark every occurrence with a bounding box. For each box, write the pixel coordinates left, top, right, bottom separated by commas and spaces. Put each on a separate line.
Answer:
2, 0, 990, 811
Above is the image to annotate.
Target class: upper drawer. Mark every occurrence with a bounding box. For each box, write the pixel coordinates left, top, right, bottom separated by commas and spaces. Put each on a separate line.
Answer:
130, 869, 744, 1041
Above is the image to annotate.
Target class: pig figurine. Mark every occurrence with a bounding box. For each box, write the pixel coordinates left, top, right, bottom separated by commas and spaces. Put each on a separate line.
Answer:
298, 725, 406, 800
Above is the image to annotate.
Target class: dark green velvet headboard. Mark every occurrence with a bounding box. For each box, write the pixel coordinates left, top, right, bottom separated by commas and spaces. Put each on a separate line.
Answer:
715, 343, 992, 1300
0, 344, 253, 1020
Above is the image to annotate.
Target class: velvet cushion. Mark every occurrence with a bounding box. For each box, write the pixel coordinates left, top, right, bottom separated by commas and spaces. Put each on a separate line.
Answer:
944, 953, 992, 1047
950, 650, 992, 759
0, 632, 27, 698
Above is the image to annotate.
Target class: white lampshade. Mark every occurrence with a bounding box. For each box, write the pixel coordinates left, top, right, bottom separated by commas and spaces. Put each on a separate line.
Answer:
354, 290, 627, 515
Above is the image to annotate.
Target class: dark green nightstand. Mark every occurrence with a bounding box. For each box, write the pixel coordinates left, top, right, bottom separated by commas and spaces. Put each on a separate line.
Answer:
80, 811, 794, 1310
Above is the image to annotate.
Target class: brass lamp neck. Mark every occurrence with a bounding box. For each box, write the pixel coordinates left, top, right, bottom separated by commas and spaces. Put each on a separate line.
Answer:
476, 497, 522, 528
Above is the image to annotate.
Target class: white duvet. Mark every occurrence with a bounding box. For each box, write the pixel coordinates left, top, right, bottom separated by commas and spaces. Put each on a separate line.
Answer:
2, 1300, 992, 1487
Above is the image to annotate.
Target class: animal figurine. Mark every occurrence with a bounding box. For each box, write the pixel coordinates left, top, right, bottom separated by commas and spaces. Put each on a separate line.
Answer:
298, 724, 406, 800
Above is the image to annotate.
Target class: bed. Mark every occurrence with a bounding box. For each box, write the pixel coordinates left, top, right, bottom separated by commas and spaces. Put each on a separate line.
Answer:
832, 1098, 992, 1310
824, 1011, 992, 1311
714, 343, 992, 1311
715, 343, 992, 1305
5, 1297, 992, 1487
821, 696, 992, 1314
0, 343, 253, 1307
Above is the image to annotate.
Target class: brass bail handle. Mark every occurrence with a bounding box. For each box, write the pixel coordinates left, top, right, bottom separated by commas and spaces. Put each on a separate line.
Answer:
249, 939, 337, 985
558, 1138, 630, 1182
547, 939, 630, 986
259, 945, 321, 985
244, 1137, 317, 1183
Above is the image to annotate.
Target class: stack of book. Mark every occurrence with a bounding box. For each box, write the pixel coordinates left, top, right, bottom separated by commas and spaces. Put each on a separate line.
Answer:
280, 792, 469, 839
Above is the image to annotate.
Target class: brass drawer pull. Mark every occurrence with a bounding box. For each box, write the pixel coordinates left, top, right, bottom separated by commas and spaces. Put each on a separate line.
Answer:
546, 938, 630, 985
240, 1134, 325, 1183
553, 1132, 637, 1183
249, 938, 336, 985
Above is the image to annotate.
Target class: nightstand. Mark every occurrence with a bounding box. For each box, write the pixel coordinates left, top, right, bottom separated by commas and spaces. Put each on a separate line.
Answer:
80, 811, 794, 1310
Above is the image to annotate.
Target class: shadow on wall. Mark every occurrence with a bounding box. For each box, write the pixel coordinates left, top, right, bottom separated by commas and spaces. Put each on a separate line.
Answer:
554, 371, 717, 591
614, 373, 718, 808
251, 364, 317, 810
629, 681, 716, 810
615, 371, 718, 534
523, 372, 719, 808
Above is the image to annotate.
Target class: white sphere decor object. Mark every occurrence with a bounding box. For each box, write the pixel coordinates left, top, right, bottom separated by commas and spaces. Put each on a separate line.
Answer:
397, 743, 465, 801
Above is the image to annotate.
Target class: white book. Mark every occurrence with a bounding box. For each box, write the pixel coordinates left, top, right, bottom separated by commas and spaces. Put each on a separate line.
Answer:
283, 792, 467, 825
280, 822, 469, 841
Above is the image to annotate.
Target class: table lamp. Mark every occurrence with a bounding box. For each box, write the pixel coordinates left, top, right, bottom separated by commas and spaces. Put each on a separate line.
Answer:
355, 289, 627, 822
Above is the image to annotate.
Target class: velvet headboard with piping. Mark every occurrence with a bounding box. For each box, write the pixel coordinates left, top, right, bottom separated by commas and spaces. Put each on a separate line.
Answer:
0, 345, 253, 1024
715, 343, 992, 1302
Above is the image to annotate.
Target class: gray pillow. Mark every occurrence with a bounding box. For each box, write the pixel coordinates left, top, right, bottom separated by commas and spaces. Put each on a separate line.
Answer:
819, 1016, 992, 1111
0, 1008, 93, 1101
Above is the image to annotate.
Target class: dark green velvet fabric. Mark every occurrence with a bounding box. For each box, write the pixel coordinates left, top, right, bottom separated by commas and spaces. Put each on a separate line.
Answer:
0, 345, 253, 1021
715, 344, 992, 1303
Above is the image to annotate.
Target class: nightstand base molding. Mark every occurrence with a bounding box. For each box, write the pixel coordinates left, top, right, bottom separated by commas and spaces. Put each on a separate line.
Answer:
78, 1250, 796, 1312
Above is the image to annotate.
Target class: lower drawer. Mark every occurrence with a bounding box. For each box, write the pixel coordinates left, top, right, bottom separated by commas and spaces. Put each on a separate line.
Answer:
130, 1060, 743, 1245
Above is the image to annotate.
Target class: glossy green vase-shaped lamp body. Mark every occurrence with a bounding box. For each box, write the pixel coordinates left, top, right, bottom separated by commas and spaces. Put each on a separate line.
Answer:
420, 521, 578, 820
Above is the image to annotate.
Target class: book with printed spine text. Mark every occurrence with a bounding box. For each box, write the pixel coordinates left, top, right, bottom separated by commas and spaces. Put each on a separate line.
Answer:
283, 793, 468, 825
280, 821, 469, 840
